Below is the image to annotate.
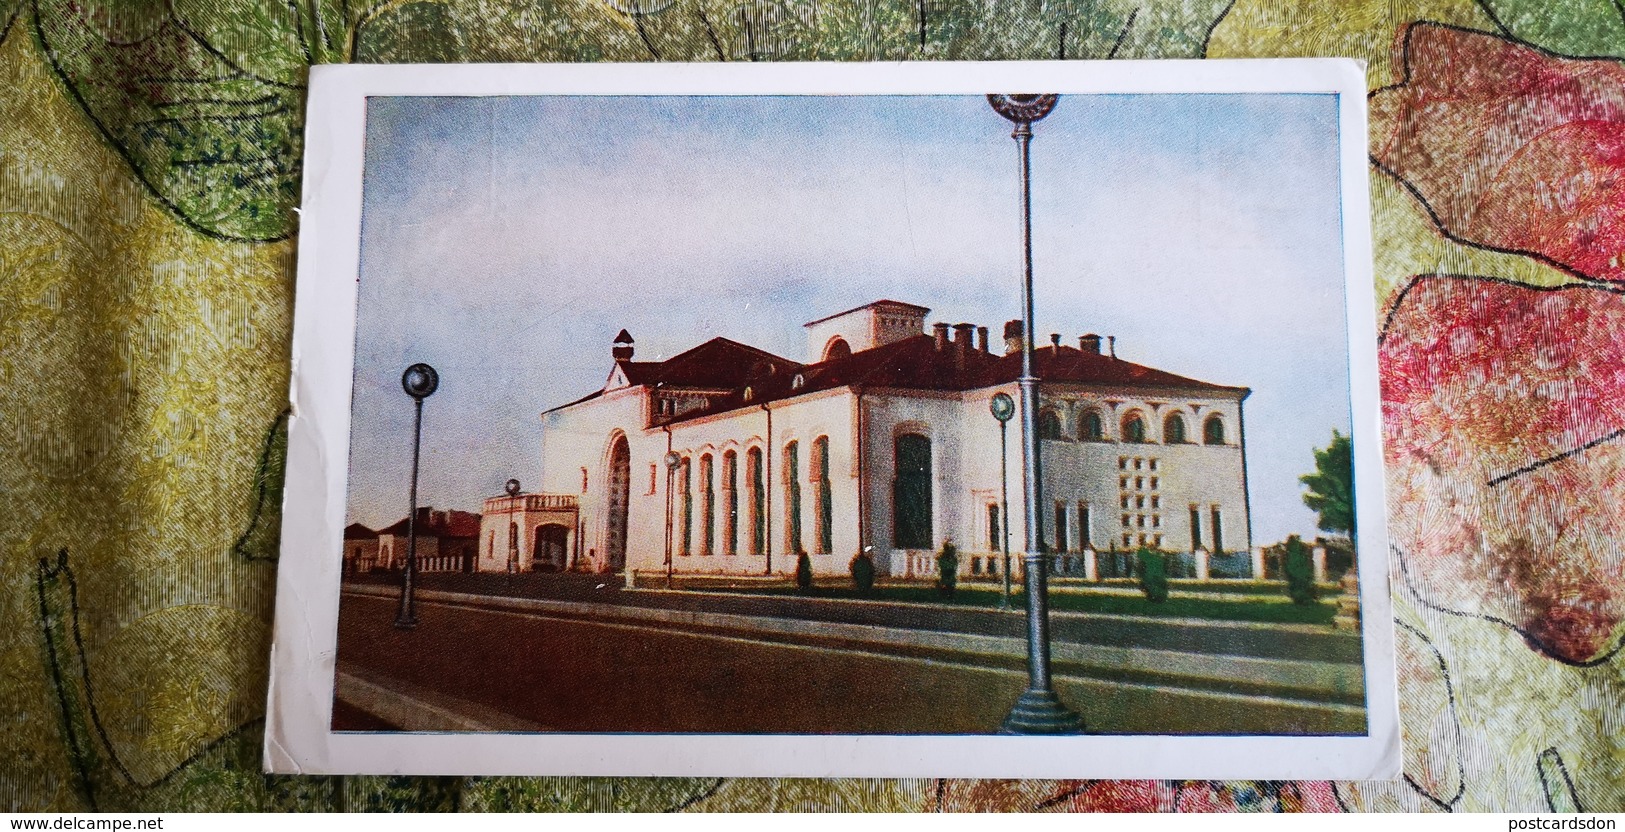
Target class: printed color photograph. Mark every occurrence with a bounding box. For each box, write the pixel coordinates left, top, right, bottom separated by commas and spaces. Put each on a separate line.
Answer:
327, 87, 1373, 739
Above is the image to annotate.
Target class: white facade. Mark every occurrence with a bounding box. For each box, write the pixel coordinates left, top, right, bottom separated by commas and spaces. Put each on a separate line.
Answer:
527, 301, 1252, 579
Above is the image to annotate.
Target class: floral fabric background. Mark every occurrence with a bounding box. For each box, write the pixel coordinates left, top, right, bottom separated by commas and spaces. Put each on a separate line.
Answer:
2, 0, 1622, 812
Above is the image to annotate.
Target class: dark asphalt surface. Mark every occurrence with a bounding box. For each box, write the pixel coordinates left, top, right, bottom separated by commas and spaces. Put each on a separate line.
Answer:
334, 592, 1364, 735
346, 571, 1362, 664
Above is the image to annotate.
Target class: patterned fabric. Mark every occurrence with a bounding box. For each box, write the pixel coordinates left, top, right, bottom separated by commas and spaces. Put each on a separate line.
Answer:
2, 0, 1620, 812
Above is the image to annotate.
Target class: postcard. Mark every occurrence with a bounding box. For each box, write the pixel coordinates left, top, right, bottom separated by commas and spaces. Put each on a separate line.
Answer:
265, 59, 1398, 779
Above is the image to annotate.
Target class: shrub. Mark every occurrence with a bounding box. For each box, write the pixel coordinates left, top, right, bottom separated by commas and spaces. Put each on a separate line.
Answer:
795, 552, 813, 593
1283, 534, 1319, 604
1137, 547, 1168, 603
850, 552, 876, 595
936, 540, 959, 598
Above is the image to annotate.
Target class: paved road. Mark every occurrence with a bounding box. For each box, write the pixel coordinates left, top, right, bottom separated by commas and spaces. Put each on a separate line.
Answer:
346, 571, 1362, 663
334, 593, 1363, 735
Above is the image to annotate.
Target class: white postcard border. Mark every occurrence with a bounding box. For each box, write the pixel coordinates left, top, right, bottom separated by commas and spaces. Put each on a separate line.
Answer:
266, 58, 1399, 779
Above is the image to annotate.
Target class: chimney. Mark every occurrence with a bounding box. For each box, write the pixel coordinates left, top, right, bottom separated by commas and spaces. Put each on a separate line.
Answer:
1003, 319, 1023, 354
1050, 333, 1061, 349
933, 322, 950, 351
977, 326, 989, 353
952, 323, 975, 368
612, 329, 635, 360
1108, 335, 1117, 358
1080, 333, 1102, 354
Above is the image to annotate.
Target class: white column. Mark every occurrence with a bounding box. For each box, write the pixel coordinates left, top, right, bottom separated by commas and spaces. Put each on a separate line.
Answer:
1195, 548, 1210, 581
1313, 546, 1327, 583
1251, 546, 1266, 579
1083, 549, 1098, 581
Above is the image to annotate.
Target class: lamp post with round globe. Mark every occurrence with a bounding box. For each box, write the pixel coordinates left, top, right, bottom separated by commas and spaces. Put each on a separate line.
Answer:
990, 392, 1015, 610
395, 362, 439, 630
664, 450, 682, 589
986, 93, 1084, 734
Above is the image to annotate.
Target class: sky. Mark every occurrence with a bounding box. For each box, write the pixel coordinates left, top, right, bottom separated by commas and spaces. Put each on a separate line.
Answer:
345, 92, 1353, 546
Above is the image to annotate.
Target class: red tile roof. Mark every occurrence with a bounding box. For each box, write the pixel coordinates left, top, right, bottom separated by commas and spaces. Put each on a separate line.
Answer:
343, 522, 376, 540
550, 322, 1246, 426
377, 508, 482, 539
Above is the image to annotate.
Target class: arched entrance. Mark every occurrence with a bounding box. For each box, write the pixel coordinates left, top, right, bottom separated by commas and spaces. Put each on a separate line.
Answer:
605, 433, 631, 570
533, 524, 569, 572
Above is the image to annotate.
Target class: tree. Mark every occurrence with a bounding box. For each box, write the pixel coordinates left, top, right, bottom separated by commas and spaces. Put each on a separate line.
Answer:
936, 540, 959, 598
1301, 430, 1355, 542
850, 552, 875, 596
1282, 534, 1319, 604
1137, 547, 1168, 603
795, 552, 813, 593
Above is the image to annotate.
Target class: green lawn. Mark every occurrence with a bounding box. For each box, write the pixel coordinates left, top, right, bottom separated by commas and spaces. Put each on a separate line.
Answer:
720, 584, 1338, 626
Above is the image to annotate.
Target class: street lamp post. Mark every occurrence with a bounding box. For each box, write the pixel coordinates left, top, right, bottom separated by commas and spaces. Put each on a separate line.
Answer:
987, 93, 1084, 734
664, 450, 681, 590
395, 362, 439, 630
990, 392, 1015, 611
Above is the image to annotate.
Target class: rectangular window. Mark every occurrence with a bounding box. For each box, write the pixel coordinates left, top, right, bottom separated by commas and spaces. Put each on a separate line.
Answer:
1077, 502, 1091, 551
1054, 501, 1069, 552
987, 503, 1001, 551
748, 449, 765, 554
814, 437, 832, 555
700, 455, 714, 555
723, 451, 738, 555
679, 458, 692, 556
1211, 507, 1224, 554
785, 441, 802, 555
1190, 507, 1203, 551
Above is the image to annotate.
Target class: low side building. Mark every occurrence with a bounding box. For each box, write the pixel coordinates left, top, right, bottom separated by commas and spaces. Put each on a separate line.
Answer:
342, 522, 379, 573
376, 507, 482, 573
476, 491, 581, 572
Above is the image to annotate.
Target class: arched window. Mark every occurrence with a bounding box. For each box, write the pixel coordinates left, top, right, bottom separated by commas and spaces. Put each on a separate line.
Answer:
893, 433, 933, 549
722, 450, 739, 555
1039, 409, 1063, 440
822, 337, 852, 362
1122, 411, 1148, 444
699, 454, 715, 555
747, 447, 765, 555
1080, 409, 1105, 441
1164, 413, 1187, 444
812, 436, 832, 554
784, 441, 803, 555
679, 457, 692, 555
1204, 414, 1226, 445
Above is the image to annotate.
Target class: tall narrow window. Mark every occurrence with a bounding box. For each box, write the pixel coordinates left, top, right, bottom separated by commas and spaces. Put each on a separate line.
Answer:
1081, 409, 1105, 441
1039, 409, 1063, 440
747, 447, 765, 555
723, 450, 739, 555
785, 441, 803, 554
1190, 507, 1203, 551
700, 454, 715, 555
648, 463, 657, 494
1210, 507, 1224, 554
1054, 501, 1069, 552
679, 457, 692, 556
892, 433, 932, 549
1204, 415, 1226, 445
987, 504, 1001, 551
813, 436, 832, 554
1122, 411, 1148, 443
1077, 501, 1091, 550
1164, 413, 1187, 444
